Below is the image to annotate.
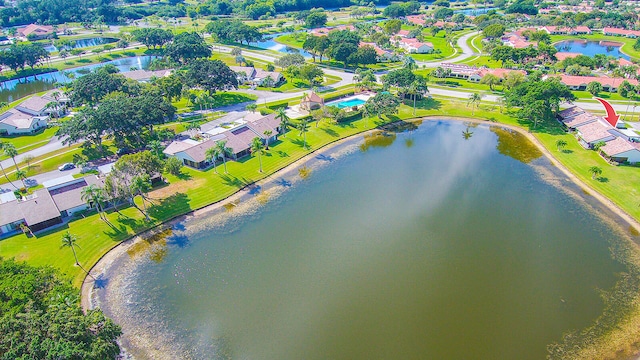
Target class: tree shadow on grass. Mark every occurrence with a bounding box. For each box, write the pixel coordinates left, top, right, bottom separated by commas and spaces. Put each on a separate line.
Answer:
148, 193, 191, 221
561, 149, 574, 154
291, 138, 311, 149
103, 222, 128, 239
276, 150, 289, 157
416, 97, 442, 111
175, 171, 192, 180
219, 174, 248, 189
597, 177, 609, 183
321, 127, 340, 137
117, 216, 149, 233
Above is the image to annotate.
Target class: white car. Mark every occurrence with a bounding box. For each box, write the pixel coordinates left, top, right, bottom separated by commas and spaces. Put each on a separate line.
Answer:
58, 163, 76, 171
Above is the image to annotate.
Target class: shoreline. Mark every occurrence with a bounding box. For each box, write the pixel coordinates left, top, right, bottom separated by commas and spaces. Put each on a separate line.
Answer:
81, 116, 640, 358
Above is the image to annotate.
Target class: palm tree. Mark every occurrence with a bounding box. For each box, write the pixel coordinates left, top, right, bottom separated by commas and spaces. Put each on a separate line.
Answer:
251, 137, 265, 173
61, 232, 81, 266
81, 184, 106, 221
130, 175, 152, 221
408, 79, 428, 116
403, 56, 416, 70
205, 147, 218, 174
263, 130, 273, 149
3, 143, 19, 172
556, 139, 568, 152
589, 166, 602, 180
467, 92, 483, 115
246, 103, 258, 113
0, 142, 17, 189
297, 118, 310, 149
215, 140, 233, 174
276, 107, 290, 137
15, 169, 27, 189
61, 232, 95, 280
148, 140, 164, 159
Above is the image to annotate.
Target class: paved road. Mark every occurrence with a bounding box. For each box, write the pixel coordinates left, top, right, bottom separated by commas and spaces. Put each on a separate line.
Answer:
419, 31, 481, 68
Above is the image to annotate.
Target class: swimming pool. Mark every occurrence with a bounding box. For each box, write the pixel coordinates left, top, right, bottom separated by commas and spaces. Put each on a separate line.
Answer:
328, 98, 366, 109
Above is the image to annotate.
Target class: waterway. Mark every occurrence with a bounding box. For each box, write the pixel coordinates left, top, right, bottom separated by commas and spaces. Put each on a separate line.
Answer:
555, 40, 630, 60
96, 120, 634, 359
249, 32, 313, 59
43, 37, 119, 53
0, 55, 155, 103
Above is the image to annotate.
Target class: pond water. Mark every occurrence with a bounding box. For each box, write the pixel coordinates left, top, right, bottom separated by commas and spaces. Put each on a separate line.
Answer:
454, 6, 498, 15
98, 121, 633, 360
554, 40, 630, 60
250, 32, 313, 58
0, 55, 155, 103
43, 37, 119, 53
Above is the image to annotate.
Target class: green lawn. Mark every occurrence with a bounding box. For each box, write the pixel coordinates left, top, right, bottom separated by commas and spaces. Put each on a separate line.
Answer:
0, 127, 58, 156
458, 55, 502, 68
275, 33, 306, 48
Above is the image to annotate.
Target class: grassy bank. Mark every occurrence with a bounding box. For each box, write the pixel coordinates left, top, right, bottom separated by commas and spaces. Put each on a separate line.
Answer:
550, 33, 640, 60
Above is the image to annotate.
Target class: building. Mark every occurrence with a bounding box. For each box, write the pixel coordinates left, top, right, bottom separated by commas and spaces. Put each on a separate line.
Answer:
600, 137, 640, 164
0, 94, 59, 135
540, 26, 591, 35
0, 175, 108, 236
396, 38, 433, 54
602, 27, 640, 38
359, 42, 401, 62
300, 92, 324, 111
230, 66, 283, 87
230, 66, 257, 84
575, 120, 617, 148
406, 15, 426, 26
555, 52, 581, 61
501, 33, 534, 48
555, 75, 638, 92
16, 24, 54, 39
164, 113, 282, 169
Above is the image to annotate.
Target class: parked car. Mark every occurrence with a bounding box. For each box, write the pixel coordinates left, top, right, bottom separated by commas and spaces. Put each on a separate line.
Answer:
58, 163, 75, 171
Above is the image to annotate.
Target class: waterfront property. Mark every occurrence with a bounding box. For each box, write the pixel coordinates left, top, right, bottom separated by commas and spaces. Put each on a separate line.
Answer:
16, 24, 55, 40
0, 175, 104, 236
230, 66, 283, 87
163, 113, 281, 169
437, 63, 526, 83
602, 27, 640, 38
121, 69, 173, 83
325, 94, 372, 110
553, 75, 638, 92
0, 90, 68, 135
300, 92, 324, 111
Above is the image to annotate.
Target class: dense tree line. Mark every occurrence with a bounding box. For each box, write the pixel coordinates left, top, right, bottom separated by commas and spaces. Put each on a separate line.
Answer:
505, 77, 575, 128
0, 0, 117, 26
490, 43, 557, 65
303, 30, 377, 67
0, 42, 48, 72
205, 20, 262, 45
190, 0, 382, 18
132, 28, 174, 49
0, 258, 121, 359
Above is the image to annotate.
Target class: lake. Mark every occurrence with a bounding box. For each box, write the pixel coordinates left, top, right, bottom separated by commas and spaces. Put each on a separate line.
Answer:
554, 40, 630, 60
0, 55, 156, 103
454, 6, 498, 15
43, 37, 119, 53
249, 32, 313, 58
96, 120, 634, 359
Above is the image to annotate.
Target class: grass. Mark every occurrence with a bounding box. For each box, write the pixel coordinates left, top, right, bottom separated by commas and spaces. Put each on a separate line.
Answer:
458, 55, 502, 68
274, 33, 306, 48
0, 126, 58, 157
172, 91, 258, 113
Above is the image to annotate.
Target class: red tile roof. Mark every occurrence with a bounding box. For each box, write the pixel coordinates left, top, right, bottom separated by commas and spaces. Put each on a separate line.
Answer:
558, 75, 638, 87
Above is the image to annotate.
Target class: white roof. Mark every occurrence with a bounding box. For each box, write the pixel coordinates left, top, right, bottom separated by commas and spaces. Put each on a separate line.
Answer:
98, 162, 115, 175
42, 175, 76, 189
0, 191, 17, 204
619, 128, 640, 138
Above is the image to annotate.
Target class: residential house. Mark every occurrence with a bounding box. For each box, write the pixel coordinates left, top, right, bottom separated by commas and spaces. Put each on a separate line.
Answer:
230, 66, 257, 84
396, 38, 433, 54
600, 137, 640, 164
164, 113, 281, 169
406, 15, 426, 26
501, 33, 534, 48
0, 110, 48, 135
468, 68, 526, 82
575, 121, 617, 148
555, 52, 581, 61
44, 175, 105, 218
254, 69, 283, 87
555, 75, 638, 92
540, 26, 591, 35
603, 27, 640, 38
359, 42, 401, 62
16, 24, 54, 39
300, 92, 324, 111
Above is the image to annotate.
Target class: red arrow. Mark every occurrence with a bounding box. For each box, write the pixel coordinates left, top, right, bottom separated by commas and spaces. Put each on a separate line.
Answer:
595, 97, 619, 127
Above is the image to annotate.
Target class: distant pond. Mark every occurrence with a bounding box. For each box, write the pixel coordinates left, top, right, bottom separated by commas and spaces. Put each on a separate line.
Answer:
43, 37, 119, 53
555, 40, 630, 60
94, 120, 638, 360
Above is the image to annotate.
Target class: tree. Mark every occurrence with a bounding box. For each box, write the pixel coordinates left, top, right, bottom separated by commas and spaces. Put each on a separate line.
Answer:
468, 92, 483, 115
589, 166, 602, 180
587, 81, 603, 96
130, 174, 152, 221
205, 146, 219, 174
502, 71, 525, 90
403, 56, 416, 70
635, 38, 640, 52
480, 73, 501, 91
329, 42, 359, 68
382, 68, 416, 90
349, 46, 378, 67
0, 142, 18, 189
246, 103, 258, 113
276, 107, 290, 137
482, 24, 506, 39
364, 92, 401, 119
81, 184, 107, 221
297, 118, 310, 149
185, 59, 238, 95
69, 69, 126, 105
165, 156, 183, 176
275, 53, 305, 69
131, 28, 174, 49
15, 169, 27, 189
383, 19, 402, 35
215, 140, 233, 174
305, 11, 327, 28
0, 259, 121, 359
60, 232, 82, 266
148, 140, 164, 159
295, 63, 324, 84
408, 77, 428, 115
165, 32, 211, 64
251, 137, 265, 172
556, 139, 568, 151
3, 143, 20, 172
263, 130, 273, 149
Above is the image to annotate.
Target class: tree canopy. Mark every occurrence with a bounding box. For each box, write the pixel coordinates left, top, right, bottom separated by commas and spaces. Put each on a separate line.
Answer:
164, 32, 211, 64
185, 59, 238, 95
0, 258, 121, 359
